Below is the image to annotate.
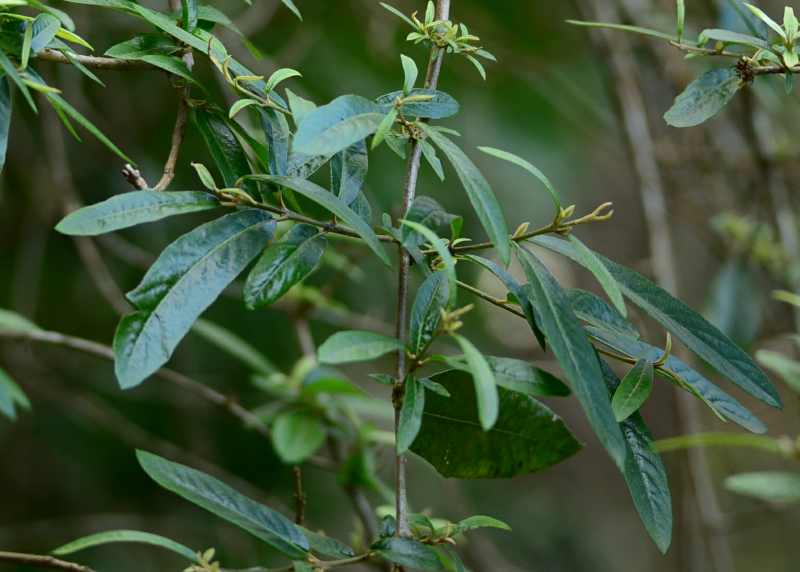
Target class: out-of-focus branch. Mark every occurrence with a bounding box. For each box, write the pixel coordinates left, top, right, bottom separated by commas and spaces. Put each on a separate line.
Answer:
36, 49, 152, 70
0, 551, 93, 572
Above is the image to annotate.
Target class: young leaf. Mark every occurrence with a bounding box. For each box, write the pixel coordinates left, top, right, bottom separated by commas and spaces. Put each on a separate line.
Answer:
318, 331, 404, 364
21, 22, 33, 69
698, 28, 771, 51
372, 108, 398, 150
266, 68, 302, 92
477, 146, 561, 213
744, 3, 785, 38
455, 515, 511, 534
136, 451, 309, 558
245, 224, 326, 309
281, 0, 302, 20
400, 54, 418, 94
0, 309, 40, 332
397, 376, 425, 454
0, 368, 30, 421
56, 191, 219, 236
569, 235, 627, 317
0, 77, 11, 173
566, 19, 678, 41
410, 370, 581, 478
612, 359, 654, 422
0, 52, 35, 112
654, 432, 783, 454
400, 220, 457, 307
293, 95, 384, 157
181, 0, 198, 30
53, 530, 197, 562
515, 244, 627, 468
380, 2, 416, 28
451, 334, 499, 430
420, 140, 445, 181
246, 175, 389, 265
376, 89, 459, 120
422, 126, 510, 264
676, 0, 685, 41
373, 537, 443, 571
724, 472, 800, 503
272, 411, 326, 464
664, 68, 743, 128
409, 271, 449, 355
192, 319, 278, 375
114, 210, 275, 389
535, 235, 781, 408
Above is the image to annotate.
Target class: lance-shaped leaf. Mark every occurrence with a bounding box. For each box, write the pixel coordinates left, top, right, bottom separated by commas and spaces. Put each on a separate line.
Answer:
440, 354, 570, 398
516, 245, 627, 468
0, 77, 10, 173
724, 472, 800, 503
600, 361, 672, 553
567, 289, 639, 339
376, 89, 459, 119
293, 95, 384, 157
114, 210, 275, 389
401, 196, 456, 250
30, 13, 61, 53
0, 308, 40, 332
245, 175, 389, 265
373, 538, 443, 571
612, 359, 654, 422
664, 68, 743, 128
193, 108, 257, 193
568, 235, 627, 317
271, 411, 326, 464
137, 451, 309, 558
331, 140, 368, 206
423, 126, 510, 264
401, 221, 457, 307
244, 224, 326, 309
451, 334, 498, 430
410, 370, 581, 478
192, 319, 278, 375
397, 376, 425, 454
698, 28, 771, 50
534, 235, 780, 408
409, 271, 449, 355
318, 331, 404, 364
0, 368, 30, 421
56, 191, 219, 236
477, 146, 561, 213
588, 325, 766, 433
53, 530, 198, 562
257, 107, 291, 176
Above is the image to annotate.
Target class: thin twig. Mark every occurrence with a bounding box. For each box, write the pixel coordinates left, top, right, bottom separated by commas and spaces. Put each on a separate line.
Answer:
154, 95, 191, 191
293, 466, 306, 525
0, 551, 94, 572
36, 49, 153, 70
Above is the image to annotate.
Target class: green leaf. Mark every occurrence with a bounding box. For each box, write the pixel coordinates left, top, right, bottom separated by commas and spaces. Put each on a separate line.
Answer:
281, 0, 302, 20
397, 375, 425, 454
567, 235, 627, 317
286, 89, 316, 127
422, 126, 510, 265
465, 54, 487, 80
266, 68, 302, 92
534, 235, 780, 409
401, 196, 456, 250
258, 107, 291, 176
400, 220, 457, 308
420, 140, 445, 181
676, 0, 685, 41
380, 2, 416, 28
21, 22, 33, 69
482, 356, 570, 397
135, 54, 197, 86
30, 13, 61, 54
56, 191, 219, 236
191, 162, 217, 191
653, 432, 783, 454
477, 146, 561, 213
0, 309, 40, 332
705, 260, 762, 346
372, 108, 398, 150
376, 89, 459, 119
411, 370, 582, 478
400, 54, 418, 94
756, 350, 800, 393
181, 0, 198, 30
299, 528, 354, 559
318, 331, 404, 364
612, 358, 654, 422
566, 19, 678, 41
331, 140, 368, 205
0, 367, 30, 421
192, 319, 278, 375
451, 335, 499, 431
245, 224, 326, 309
409, 271, 449, 355
515, 245, 627, 468
245, 175, 389, 265
0, 77, 11, 173
137, 451, 309, 558
114, 210, 275, 389
0, 52, 35, 112
455, 515, 511, 534
293, 95, 384, 157
52, 530, 197, 562
271, 411, 326, 464
193, 108, 255, 193
567, 289, 639, 340
698, 28, 771, 51
725, 471, 800, 503
373, 538, 443, 571
744, 3, 785, 38
664, 68, 742, 128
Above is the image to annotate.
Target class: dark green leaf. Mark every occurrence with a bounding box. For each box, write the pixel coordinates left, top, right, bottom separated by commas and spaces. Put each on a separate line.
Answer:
30, 14, 61, 53
318, 331, 403, 364
397, 376, 425, 454
52, 530, 197, 562
409, 271, 449, 355
411, 370, 581, 478
373, 537, 444, 571
331, 140, 368, 205
423, 126, 510, 264
376, 89, 459, 119
401, 221, 457, 307
181, 0, 198, 30
485, 356, 570, 397
272, 411, 326, 464
114, 210, 275, 389
299, 528, 354, 559
664, 68, 742, 128
56, 191, 219, 236
0, 52, 35, 112
244, 224, 326, 309
293, 95, 383, 157
567, 288, 639, 340
612, 359, 654, 422
515, 245, 627, 468
193, 108, 255, 192
401, 196, 456, 250
0, 77, 11, 172
567, 235, 627, 317
724, 472, 800, 503
137, 451, 309, 558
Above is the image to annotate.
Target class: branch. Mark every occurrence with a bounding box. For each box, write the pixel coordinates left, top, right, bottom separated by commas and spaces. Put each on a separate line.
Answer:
36, 49, 153, 71
154, 87, 191, 191
0, 551, 94, 572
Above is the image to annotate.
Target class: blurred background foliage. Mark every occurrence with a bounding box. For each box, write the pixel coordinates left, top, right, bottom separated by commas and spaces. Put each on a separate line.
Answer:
2, 0, 800, 571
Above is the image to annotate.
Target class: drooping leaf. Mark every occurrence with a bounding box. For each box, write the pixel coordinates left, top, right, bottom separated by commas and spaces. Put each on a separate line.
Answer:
193, 108, 256, 194
373, 537, 443, 571
534, 235, 780, 408
258, 107, 291, 177
330, 140, 368, 206
567, 289, 639, 340
515, 245, 627, 468
52, 530, 197, 562
423, 126, 510, 265
664, 68, 743, 128
318, 331, 404, 365
0, 368, 30, 421
612, 359, 654, 422
451, 334, 499, 431
137, 451, 309, 558
397, 376, 425, 454
56, 191, 219, 236
409, 271, 449, 355
114, 210, 275, 389
0, 52, 35, 112
244, 224, 326, 309
271, 411, 326, 464
477, 146, 561, 213
567, 235, 627, 317
744, 3, 785, 38
401, 196, 456, 250
192, 319, 278, 375
411, 370, 582, 478
376, 89, 459, 119
293, 95, 384, 157
724, 471, 800, 503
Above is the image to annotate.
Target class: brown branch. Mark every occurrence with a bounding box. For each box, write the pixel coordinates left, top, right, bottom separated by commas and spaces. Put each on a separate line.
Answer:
292, 466, 306, 525
0, 551, 94, 572
36, 49, 153, 71
154, 95, 191, 191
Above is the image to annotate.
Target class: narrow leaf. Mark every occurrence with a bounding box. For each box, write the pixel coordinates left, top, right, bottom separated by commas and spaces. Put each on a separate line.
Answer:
477, 146, 561, 212
397, 376, 425, 454
612, 358, 654, 422
53, 530, 197, 562
409, 271, 449, 355
318, 331, 403, 364
192, 319, 278, 375
293, 95, 384, 157
452, 334, 499, 430
725, 471, 800, 503
568, 235, 627, 317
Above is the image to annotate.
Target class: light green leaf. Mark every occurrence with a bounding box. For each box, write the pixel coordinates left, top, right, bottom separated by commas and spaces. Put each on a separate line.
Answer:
53, 530, 197, 562
380, 2, 415, 28
181, 0, 198, 30
664, 68, 742, 128
420, 140, 445, 181
400, 220, 457, 307
477, 146, 561, 213
193, 108, 256, 194
372, 108, 398, 150
56, 191, 219, 236
612, 358, 654, 422
411, 370, 582, 478
293, 95, 384, 156
725, 471, 800, 503
568, 235, 627, 317
30, 14, 61, 54
229, 99, 261, 119
756, 350, 800, 393
281, 0, 302, 20
400, 54, 418, 94
0, 77, 11, 173
0, 309, 40, 332
192, 319, 278, 375
451, 334, 498, 430
654, 432, 783, 454
286, 89, 316, 127
0, 52, 36, 112
266, 68, 302, 92
482, 356, 570, 397
397, 376, 425, 454
698, 28, 772, 50
114, 210, 275, 389
272, 411, 326, 464
318, 331, 404, 364
455, 515, 511, 534
21, 21, 33, 70
744, 3, 785, 38
376, 89, 459, 120
423, 126, 510, 265
134, 54, 197, 86
676, 0, 685, 41
0, 368, 30, 421
566, 19, 678, 41
137, 451, 309, 558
